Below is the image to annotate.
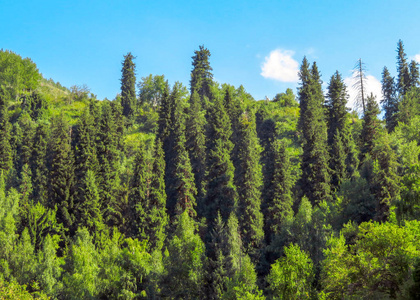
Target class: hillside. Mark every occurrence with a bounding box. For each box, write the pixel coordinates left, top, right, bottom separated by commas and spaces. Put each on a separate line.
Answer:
0, 43, 420, 300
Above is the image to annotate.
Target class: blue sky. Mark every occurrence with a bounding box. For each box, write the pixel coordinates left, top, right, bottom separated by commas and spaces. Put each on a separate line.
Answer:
2, 0, 420, 105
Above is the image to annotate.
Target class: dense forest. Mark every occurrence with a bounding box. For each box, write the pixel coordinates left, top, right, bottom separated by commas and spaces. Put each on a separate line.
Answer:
0, 40, 420, 299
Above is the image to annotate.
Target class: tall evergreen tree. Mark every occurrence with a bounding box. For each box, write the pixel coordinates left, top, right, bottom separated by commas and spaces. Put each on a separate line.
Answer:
409, 60, 420, 88
299, 60, 331, 205
396, 40, 411, 96
371, 134, 400, 223
235, 112, 264, 259
381, 66, 398, 132
185, 90, 207, 217
190, 45, 213, 104
75, 169, 104, 234
31, 123, 48, 205
73, 109, 99, 203
297, 57, 311, 133
326, 71, 348, 145
47, 115, 75, 231
0, 87, 12, 174
165, 83, 197, 220
96, 101, 120, 227
147, 139, 168, 252
326, 71, 358, 187
120, 52, 136, 118
128, 143, 150, 239
360, 94, 381, 161
205, 94, 238, 227
264, 140, 293, 245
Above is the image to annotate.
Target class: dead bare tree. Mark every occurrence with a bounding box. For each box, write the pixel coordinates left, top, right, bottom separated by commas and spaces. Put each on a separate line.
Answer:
352, 58, 367, 114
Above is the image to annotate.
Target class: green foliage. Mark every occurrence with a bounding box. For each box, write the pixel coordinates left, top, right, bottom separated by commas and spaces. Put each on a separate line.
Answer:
0, 50, 41, 100
273, 88, 298, 107
190, 45, 213, 102
299, 59, 332, 205
47, 115, 74, 231
63, 228, 100, 299
267, 243, 314, 300
120, 52, 136, 118
185, 90, 207, 216
321, 221, 420, 299
138, 74, 168, 108
162, 211, 205, 299
381, 66, 398, 132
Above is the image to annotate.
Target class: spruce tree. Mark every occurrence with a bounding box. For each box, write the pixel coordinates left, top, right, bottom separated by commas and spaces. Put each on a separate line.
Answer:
360, 94, 381, 161
73, 109, 99, 205
147, 139, 168, 252
330, 129, 347, 188
165, 83, 197, 220
235, 112, 264, 259
205, 94, 238, 227
409, 60, 420, 88
264, 140, 293, 244
396, 40, 411, 96
75, 169, 104, 233
190, 45, 213, 103
128, 142, 150, 240
185, 90, 207, 217
96, 101, 120, 227
381, 66, 398, 132
299, 60, 331, 205
371, 134, 400, 223
0, 87, 12, 174
31, 123, 48, 205
326, 71, 348, 146
204, 213, 227, 300
120, 52, 136, 118
47, 115, 75, 231
326, 72, 357, 187
297, 57, 311, 133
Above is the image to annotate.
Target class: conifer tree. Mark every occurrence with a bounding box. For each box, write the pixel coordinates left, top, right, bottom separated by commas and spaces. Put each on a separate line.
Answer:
75, 169, 104, 233
205, 213, 228, 300
409, 60, 420, 88
0, 87, 12, 173
120, 52, 136, 118
235, 112, 264, 259
205, 94, 238, 227
381, 66, 398, 132
147, 139, 168, 252
360, 94, 381, 161
299, 60, 331, 205
264, 140, 293, 244
96, 101, 120, 227
185, 90, 207, 217
73, 109, 99, 203
190, 45, 213, 102
165, 83, 197, 220
396, 40, 411, 96
31, 123, 48, 205
330, 129, 347, 188
15, 113, 35, 179
47, 115, 75, 231
223, 85, 244, 181
326, 72, 357, 187
297, 57, 311, 133
326, 71, 348, 146
128, 143, 149, 239
371, 134, 400, 223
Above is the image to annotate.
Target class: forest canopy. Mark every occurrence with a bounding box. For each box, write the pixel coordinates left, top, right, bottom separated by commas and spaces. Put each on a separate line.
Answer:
0, 41, 420, 299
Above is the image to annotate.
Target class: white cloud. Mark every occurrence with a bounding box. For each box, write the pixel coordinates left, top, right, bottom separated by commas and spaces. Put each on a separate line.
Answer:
261, 49, 299, 82
414, 54, 420, 63
344, 74, 382, 112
